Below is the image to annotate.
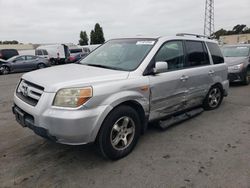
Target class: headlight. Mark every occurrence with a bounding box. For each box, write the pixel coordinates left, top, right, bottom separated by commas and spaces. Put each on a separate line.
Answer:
53, 87, 92, 108
228, 63, 244, 72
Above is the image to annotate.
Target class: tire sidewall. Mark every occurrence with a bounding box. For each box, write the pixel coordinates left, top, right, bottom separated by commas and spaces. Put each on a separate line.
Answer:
98, 105, 141, 160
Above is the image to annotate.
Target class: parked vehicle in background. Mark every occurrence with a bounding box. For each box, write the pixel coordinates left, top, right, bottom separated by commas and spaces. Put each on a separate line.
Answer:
67, 53, 88, 63
67, 47, 89, 63
70, 47, 90, 54
222, 44, 250, 85
79, 44, 101, 52
13, 34, 229, 160
0, 55, 50, 75
0, 49, 19, 60
36, 44, 70, 65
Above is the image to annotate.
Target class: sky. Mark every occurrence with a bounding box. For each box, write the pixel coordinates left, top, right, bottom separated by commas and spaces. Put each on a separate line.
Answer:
0, 0, 249, 44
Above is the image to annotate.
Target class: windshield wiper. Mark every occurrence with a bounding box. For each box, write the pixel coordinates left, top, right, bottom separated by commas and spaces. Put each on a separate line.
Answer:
84, 64, 125, 71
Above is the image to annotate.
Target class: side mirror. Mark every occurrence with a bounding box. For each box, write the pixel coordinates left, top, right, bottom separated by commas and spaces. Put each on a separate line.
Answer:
153, 61, 168, 74
13, 60, 16, 63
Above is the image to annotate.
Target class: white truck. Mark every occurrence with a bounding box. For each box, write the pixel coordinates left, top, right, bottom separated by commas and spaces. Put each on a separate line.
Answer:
35, 44, 70, 64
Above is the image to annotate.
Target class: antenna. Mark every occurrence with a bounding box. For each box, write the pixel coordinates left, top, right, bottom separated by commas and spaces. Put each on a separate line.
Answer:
204, 0, 215, 37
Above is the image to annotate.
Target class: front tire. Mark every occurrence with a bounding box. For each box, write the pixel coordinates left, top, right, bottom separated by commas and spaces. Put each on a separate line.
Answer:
37, 63, 46, 69
203, 85, 223, 110
1, 66, 10, 75
242, 72, 250, 85
97, 105, 141, 160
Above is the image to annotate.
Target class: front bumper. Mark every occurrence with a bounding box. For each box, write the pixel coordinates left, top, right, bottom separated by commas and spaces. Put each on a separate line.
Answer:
228, 72, 244, 83
13, 92, 111, 145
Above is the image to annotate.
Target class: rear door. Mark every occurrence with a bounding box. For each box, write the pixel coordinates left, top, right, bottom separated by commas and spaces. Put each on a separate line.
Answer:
183, 40, 213, 109
149, 40, 188, 120
25, 55, 38, 70
206, 42, 227, 84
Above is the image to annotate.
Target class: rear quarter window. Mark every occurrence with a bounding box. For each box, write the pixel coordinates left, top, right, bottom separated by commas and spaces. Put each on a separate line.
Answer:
206, 42, 224, 64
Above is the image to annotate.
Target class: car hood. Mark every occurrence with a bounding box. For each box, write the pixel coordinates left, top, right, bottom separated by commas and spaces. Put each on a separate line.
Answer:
224, 57, 249, 66
0, 59, 7, 64
22, 64, 129, 92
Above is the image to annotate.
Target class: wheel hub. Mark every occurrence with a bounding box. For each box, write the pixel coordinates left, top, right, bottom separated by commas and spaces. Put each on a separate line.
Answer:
110, 116, 135, 151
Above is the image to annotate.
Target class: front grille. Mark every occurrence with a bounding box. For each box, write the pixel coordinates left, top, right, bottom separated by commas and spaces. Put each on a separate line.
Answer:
16, 80, 44, 106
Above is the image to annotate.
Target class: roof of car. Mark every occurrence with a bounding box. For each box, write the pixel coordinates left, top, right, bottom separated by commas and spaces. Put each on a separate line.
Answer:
111, 34, 218, 43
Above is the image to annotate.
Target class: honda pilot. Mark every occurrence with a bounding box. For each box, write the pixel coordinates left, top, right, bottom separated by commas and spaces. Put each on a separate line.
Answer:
13, 34, 229, 160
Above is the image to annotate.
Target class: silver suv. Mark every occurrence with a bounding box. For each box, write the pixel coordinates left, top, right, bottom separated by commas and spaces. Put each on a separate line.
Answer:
13, 34, 229, 160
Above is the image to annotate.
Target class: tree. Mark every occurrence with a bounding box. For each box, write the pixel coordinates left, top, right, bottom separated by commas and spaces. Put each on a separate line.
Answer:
213, 28, 227, 39
90, 23, 105, 44
90, 30, 96, 45
79, 31, 89, 45
233, 24, 246, 34
213, 24, 250, 39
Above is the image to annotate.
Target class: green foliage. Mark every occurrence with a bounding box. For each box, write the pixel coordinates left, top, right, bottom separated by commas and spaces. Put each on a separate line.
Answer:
90, 23, 105, 44
0, 40, 19, 44
213, 24, 250, 39
79, 31, 89, 45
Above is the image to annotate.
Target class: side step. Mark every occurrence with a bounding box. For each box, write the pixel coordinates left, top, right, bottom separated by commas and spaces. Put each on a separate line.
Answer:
159, 107, 204, 129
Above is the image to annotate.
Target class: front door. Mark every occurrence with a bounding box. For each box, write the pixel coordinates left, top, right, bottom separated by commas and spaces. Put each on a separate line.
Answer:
11, 56, 26, 72
148, 40, 188, 120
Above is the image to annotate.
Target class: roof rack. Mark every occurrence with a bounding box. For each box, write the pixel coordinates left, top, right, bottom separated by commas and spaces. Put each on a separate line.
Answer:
176, 33, 212, 39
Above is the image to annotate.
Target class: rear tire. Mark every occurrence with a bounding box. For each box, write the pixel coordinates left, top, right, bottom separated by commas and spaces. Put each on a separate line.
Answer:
37, 63, 46, 69
203, 85, 223, 110
97, 105, 141, 160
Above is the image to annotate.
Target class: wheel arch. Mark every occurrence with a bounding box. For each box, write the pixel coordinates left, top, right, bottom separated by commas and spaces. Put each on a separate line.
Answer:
94, 99, 148, 143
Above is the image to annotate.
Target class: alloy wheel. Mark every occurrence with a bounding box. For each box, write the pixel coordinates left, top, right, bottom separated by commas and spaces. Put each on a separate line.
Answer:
208, 88, 221, 108
110, 116, 135, 151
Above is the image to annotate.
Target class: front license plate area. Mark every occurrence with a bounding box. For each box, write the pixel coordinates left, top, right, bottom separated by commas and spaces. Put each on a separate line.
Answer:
13, 107, 26, 127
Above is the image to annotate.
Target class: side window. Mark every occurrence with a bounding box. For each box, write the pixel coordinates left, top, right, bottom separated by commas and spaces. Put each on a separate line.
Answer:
36, 50, 43, 56
15, 56, 25, 61
26, 56, 36, 60
42, 50, 48, 55
185, 41, 210, 67
206, 42, 224, 64
155, 41, 185, 71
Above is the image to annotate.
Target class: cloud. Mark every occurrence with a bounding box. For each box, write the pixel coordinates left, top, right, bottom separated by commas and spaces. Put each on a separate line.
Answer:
0, 0, 249, 43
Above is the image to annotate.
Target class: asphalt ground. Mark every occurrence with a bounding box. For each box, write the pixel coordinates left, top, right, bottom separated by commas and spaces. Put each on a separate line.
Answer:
0, 72, 250, 188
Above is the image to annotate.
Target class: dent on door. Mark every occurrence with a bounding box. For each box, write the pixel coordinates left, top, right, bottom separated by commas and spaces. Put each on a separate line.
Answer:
149, 71, 188, 121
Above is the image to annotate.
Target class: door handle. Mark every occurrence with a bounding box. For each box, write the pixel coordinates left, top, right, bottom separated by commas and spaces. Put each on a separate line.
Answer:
208, 70, 215, 75
180, 75, 189, 82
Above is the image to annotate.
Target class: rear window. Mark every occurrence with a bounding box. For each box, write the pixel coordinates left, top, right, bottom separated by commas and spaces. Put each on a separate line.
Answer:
207, 42, 224, 64
70, 49, 82, 53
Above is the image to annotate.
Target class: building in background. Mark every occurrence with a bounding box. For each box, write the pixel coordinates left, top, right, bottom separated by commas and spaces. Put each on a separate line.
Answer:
219, 34, 250, 45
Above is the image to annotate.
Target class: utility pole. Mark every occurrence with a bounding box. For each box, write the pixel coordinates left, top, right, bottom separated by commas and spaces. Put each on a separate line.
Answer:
204, 0, 215, 37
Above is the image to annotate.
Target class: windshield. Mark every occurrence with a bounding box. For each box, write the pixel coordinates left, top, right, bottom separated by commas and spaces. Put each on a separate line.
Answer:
7, 55, 19, 61
79, 39, 156, 71
222, 46, 250, 57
